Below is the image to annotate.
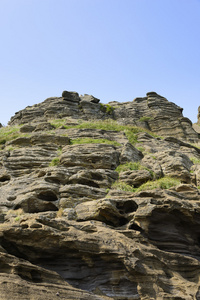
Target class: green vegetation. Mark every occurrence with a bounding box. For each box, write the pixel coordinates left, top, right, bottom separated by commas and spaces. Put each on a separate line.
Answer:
190, 157, 200, 165
116, 162, 144, 173
50, 119, 68, 129
0, 125, 22, 145
49, 147, 63, 166
139, 116, 152, 122
76, 119, 126, 131
51, 118, 158, 144
71, 137, 121, 146
45, 118, 160, 146
115, 161, 154, 178
105, 104, 115, 114
137, 176, 181, 191
112, 176, 181, 193
6, 208, 24, 221
136, 146, 145, 152
49, 119, 153, 145
190, 143, 200, 149
112, 181, 135, 192
100, 103, 115, 115
49, 157, 60, 166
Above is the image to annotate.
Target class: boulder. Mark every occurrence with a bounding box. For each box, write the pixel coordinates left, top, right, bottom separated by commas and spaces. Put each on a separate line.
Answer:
119, 169, 153, 187
60, 143, 120, 169
80, 94, 100, 103
119, 142, 143, 163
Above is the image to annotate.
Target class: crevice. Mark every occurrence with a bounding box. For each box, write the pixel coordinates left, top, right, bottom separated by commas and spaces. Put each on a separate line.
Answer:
116, 200, 138, 214
37, 191, 58, 201
0, 175, 11, 182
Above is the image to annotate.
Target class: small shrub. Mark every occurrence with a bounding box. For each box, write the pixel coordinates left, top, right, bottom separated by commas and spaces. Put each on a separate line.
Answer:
139, 116, 152, 122
136, 146, 145, 152
137, 177, 181, 192
112, 181, 136, 192
50, 119, 66, 128
190, 157, 200, 165
57, 147, 63, 155
115, 162, 142, 173
0, 125, 23, 145
125, 129, 139, 144
49, 157, 60, 166
105, 104, 115, 114
100, 104, 114, 114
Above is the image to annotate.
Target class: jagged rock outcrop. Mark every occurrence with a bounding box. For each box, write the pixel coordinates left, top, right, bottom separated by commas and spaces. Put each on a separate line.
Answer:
1, 90, 200, 299
9, 91, 199, 142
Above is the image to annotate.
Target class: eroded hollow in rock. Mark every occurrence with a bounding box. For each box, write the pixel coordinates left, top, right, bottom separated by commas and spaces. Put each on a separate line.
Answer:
129, 222, 143, 232
0, 175, 11, 182
147, 208, 200, 259
116, 200, 138, 214
37, 190, 58, 201
37, 253, 139, 299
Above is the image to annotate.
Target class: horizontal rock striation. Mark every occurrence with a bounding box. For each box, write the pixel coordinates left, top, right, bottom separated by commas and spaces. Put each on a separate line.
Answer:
1, 90, 200, 299
9, 91, 199, 143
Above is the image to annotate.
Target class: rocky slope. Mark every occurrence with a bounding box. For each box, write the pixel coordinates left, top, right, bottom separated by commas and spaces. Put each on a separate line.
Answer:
1, 91, 200, 299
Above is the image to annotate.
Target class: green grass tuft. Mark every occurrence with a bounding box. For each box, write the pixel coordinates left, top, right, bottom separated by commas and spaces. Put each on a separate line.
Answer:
71, 137, 121, 146
0, 125, 22, 145
49, 157, 60, 166
137, 176, 181, 191
50, 119, 67, 128
190, 157, 200, 165
112, 176, 180, 193
112, 181, 136, 192
115, 162, 143, 173
139, 116, 152, 122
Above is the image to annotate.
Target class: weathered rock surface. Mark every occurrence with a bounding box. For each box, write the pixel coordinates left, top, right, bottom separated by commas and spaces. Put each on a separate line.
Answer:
1, 90, 200, 299
9, 91, 199, 142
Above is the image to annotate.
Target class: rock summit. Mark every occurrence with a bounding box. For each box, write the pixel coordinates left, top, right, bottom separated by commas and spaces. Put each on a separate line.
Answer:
1, 91, 200, 299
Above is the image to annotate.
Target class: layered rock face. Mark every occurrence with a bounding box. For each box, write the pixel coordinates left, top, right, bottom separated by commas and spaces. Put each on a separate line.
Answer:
1, 91, 200, 299
9, 91, 199, 143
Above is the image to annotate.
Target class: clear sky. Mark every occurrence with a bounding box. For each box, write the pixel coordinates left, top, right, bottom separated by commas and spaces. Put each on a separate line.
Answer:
1, 0, 200, 125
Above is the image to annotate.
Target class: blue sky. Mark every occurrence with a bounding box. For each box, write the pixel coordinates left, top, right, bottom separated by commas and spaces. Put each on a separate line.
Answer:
1, 0, 200, 125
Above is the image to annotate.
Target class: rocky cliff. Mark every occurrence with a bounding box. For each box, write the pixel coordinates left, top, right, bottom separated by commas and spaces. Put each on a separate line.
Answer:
1, 91, 200, 299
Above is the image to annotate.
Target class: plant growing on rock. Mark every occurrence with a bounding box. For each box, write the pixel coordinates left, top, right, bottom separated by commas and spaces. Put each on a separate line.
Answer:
137, 176, 181, 191
139, 116, 152, 122
112, 176, 180, 193
190, 157, 200, 165
100, 103, 115, 115
0, 125, 23, 145
116, 162, 143, 173
111, 181, 136, 192
49, 157, 60, 166
71, 137, 121, 146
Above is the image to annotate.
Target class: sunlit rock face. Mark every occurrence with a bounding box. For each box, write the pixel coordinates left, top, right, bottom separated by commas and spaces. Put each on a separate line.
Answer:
9, 91, 199, 143
1, 90, 200, 299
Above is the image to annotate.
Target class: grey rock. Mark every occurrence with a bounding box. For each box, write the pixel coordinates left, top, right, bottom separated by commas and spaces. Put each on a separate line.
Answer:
62, 90, 80, 102
1, 90, 200, 299
80, 94, 100, 103
119, 169, 152, 187
20, 124, 36, 132
60, 143, 120, 169
9, 91, 199, 142
120, 142, 143, 164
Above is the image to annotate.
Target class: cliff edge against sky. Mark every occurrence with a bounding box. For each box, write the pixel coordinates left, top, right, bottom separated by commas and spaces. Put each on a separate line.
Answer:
1, 91, 200, 299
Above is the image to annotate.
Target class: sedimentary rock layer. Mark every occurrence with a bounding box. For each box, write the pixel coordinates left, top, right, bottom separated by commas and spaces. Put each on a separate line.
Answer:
1, 90, 200, 299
